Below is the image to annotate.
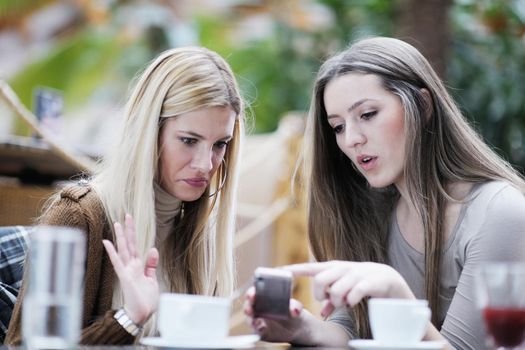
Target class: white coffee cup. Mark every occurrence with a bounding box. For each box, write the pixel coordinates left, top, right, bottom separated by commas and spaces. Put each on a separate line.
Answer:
157, 293, 231, 341
368, 298, 431, 345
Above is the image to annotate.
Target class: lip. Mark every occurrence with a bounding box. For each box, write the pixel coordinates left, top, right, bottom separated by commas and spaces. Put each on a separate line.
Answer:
356, 154, 378, 171
183, 178, 208, 187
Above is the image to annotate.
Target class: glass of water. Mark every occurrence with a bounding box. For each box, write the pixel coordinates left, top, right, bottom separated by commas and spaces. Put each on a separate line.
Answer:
23, 226, 86, 350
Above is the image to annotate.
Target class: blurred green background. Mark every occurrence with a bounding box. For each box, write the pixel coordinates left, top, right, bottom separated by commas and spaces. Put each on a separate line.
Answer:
1, 0, 524, 171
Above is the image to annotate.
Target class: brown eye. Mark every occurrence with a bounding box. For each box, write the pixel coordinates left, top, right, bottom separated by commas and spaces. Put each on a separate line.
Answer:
361, 111, 377, 120
179, 137, 197, 145
333, 124, 344, 134
214, 141, 229, 149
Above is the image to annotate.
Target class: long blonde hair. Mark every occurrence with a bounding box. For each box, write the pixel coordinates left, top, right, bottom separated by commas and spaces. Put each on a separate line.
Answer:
304, 36, 525, 337
91, 47, 244, 299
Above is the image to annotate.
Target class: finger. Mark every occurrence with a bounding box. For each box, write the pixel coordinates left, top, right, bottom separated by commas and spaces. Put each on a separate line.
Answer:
243, 298, 254, 316
102, 240, 125, 278
328, 273, 358, 307
144, 247, 159, 278
282, 262, 332, 277
289, 298, 303, 318
312, 265, 349, 301
246, 286, 255, 298
246, 286, 256, 303
253, 318, 268, 336
346, 280, 372, 307
320, 299, 335, 319
125, 214, 138, 258
114, 222, 130, 264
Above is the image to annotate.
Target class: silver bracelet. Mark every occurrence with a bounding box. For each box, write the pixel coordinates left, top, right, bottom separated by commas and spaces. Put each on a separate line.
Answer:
114, 308, 143, 336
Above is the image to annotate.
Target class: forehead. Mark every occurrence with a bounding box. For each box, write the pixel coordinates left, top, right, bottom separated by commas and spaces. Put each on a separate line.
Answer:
324, 73, 386, 105
162, 106, 236, 135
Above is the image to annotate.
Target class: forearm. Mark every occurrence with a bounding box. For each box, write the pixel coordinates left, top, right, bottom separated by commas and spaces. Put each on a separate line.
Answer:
424, 322, 453, 350
291, 312, 351, 347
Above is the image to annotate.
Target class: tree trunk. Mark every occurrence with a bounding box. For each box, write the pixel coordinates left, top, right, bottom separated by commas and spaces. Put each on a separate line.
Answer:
396, 0, 453, 79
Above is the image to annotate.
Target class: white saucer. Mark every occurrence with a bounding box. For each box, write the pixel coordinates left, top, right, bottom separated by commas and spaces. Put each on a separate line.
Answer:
348, 339, 446, 350
140, 335, 260, 349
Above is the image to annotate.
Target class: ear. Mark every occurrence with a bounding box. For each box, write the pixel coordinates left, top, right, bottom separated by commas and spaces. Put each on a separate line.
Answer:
420, 88, 433, 122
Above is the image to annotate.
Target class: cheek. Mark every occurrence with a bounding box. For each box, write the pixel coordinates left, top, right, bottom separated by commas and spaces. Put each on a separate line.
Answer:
384, 113, 406, 148
335, 136, 350, 158
210, 153, 224, 174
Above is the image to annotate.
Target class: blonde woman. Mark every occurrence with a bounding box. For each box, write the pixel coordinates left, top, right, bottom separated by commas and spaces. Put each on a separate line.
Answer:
245, 37, 525, 349
7, 46, 244, 344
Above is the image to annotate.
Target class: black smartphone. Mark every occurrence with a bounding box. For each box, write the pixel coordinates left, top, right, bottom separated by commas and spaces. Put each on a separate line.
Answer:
252, 267, 293, 320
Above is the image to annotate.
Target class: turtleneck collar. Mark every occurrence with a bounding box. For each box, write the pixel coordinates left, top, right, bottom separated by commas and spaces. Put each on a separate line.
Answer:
154, 182, 182, 242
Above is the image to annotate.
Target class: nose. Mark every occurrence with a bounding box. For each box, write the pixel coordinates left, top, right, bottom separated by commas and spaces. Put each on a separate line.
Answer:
344, 124, 366, 149
190, 147, 213, 173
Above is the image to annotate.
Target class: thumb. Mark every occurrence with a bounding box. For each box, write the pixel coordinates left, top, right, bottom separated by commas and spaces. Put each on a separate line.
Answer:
289, 298, 303, 318
144, 247, 159, 278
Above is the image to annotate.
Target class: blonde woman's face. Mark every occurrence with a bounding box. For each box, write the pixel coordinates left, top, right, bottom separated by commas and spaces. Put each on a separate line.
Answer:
324, 73, 407, 189
158, 106, 236, 201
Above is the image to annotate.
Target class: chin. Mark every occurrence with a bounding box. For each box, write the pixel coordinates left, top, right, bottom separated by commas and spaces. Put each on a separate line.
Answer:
176, 191, 206, 202
366, 178, 394, 189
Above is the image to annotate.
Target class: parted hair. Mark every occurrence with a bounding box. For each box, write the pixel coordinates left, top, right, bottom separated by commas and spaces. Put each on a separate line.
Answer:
303, 36, 525, 337
91, 47, 244, 302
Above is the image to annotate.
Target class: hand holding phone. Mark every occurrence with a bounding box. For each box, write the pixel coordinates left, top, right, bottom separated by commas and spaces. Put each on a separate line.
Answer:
252, 267, 293, 320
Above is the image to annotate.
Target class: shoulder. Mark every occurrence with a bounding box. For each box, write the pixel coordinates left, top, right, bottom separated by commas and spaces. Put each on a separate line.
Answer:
41, 181, 106, 230
59, 180, 94, 203
456, 181, 525, 263
471, 181, 525, 215
464, 181, 525, 252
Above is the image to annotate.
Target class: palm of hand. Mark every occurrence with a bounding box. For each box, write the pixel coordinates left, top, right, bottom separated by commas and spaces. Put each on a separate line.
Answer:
102, 214, 160, 325
118, 251, 159, 323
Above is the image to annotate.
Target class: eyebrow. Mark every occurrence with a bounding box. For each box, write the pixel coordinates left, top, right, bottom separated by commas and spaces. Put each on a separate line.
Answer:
179, 130, 232, 141
327, 98, 377, 119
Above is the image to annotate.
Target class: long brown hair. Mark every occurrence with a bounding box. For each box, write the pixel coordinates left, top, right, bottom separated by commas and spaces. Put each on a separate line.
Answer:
303, 36, 525, 337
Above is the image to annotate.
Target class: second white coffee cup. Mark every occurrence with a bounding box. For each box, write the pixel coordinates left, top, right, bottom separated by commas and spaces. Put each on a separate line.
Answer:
157, 293, 231, 341
368, 298, 431, 345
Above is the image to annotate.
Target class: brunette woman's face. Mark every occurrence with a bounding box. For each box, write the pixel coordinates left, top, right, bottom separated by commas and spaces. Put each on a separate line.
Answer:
324, 73, 407, 189
158, 106, 236, 201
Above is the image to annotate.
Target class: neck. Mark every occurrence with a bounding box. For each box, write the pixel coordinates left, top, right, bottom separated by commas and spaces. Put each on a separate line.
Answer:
154, 182, 182, 241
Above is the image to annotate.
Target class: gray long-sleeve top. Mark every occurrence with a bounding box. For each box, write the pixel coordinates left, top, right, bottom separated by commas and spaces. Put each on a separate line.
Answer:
329, 181, 525, 350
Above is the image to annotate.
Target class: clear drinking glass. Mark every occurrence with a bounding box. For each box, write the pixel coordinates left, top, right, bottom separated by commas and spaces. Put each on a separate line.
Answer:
476, 263, 525, 349
22, 226, 86, 350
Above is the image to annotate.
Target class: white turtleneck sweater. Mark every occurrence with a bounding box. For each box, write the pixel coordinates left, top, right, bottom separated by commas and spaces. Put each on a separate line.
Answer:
153, 181, 182, 293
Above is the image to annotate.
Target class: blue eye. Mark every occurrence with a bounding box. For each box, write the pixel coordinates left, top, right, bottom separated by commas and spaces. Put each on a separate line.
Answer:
179, 137, 197, 145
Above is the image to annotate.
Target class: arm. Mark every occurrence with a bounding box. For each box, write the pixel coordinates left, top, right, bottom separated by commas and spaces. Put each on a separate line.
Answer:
5, 187, 146, 345
440, 185, 525, 349
285, 261, 453, 348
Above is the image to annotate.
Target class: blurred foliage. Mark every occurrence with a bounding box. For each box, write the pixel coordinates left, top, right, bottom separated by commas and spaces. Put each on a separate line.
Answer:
197, 0, 395, 132
4, 0, 525, 171
198, 0, 525, 170
449, 0, 525, 171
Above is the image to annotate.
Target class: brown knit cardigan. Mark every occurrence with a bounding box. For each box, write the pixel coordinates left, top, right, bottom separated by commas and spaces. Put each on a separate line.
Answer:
5, 184, 135, 344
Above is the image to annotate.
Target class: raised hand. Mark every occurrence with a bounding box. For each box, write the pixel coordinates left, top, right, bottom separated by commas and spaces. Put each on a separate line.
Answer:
102, 213, 160, 325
